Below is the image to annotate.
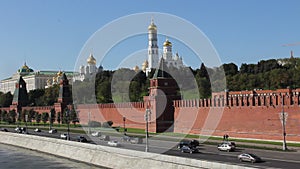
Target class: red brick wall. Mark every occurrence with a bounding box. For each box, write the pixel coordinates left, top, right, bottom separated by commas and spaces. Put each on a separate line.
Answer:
173, 99, 300, 141
77, 102, 146, 129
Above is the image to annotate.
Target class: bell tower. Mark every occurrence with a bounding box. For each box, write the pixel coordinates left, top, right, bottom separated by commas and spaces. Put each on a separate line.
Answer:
146, 18, 159, 76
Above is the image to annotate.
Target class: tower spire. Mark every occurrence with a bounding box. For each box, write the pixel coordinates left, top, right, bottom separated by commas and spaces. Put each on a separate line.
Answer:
291, 50, 294, 58
151, 16, 154, 24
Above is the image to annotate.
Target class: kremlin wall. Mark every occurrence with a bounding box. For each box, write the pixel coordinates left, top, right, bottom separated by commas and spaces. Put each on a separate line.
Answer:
75, 88, 300, 142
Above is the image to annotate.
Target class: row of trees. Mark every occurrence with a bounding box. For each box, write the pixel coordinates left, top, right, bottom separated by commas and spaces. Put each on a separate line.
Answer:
222, 57, 300, 91
0, 108, 78, 126
1, 57, 299, 107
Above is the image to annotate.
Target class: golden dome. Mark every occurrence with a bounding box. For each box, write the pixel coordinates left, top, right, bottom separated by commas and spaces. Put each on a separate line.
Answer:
148, 23, 157, 30
133, 65, 139, 72
142, 60, 148, 67
18, 62, 34, 73
163, 39, 172, 47
57, 70, 63, 76
87, 53, 96, 65
148, 19, 157, 31
22, 64, 29, 69
142, 60, 148, 72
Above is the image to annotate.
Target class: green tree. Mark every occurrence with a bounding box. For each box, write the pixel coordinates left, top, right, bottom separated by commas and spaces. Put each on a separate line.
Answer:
28, 89, 45, 106
70, 109, 78, 127
0, 92, 13, 107
49, 108, 56, 125
43, 84, 59, 105
28, 109, 36, 125
222, 63, 238, 76
8, 110, 17, 124
35, 112, 41, 125
41, 112, 49, 126
1, 110, 8, 123
96, 81, 112, 103
57, 112, 61, 125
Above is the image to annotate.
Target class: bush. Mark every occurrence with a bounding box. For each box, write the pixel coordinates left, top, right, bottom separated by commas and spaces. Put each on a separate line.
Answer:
88, 121, 101, 127
102, 120, 113, 128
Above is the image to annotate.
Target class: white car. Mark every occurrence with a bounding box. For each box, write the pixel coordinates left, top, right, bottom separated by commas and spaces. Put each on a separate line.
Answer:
108, 140, 120, 147
49, 129, 57, 134
91, 131, 101, 137
217, 142, 235, 152
60, 133, 69, 140
34, 128, 41, 132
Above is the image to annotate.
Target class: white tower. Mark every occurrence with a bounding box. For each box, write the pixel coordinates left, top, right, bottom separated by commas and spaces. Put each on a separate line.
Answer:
163, 38, 172, 61
87, 53, 97, 74
146, 19, 159, 76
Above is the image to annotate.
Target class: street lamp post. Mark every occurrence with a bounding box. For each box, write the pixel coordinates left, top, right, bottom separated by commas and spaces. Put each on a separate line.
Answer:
25, 114, 28, 134
280, 95, 288, 151
17, 112, 20, 127
145, 108, 151, 152
123, 116, 126, 135
66, 110, 70, 141
49, 112, 52, 131
88, 112, 91, 135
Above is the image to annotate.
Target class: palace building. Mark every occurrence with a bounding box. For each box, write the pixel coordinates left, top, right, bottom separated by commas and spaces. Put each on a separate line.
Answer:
0, 62, 73, 93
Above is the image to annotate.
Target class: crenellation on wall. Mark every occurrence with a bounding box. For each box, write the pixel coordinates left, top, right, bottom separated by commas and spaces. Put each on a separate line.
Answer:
173, 88, 300, 109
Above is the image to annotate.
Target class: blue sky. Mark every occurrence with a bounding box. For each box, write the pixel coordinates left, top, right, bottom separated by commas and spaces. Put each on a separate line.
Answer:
0, 0, 300, 80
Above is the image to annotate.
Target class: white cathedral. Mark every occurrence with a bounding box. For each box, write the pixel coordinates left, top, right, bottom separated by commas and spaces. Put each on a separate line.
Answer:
141, 19, 185, 76
73, 53, 103, 82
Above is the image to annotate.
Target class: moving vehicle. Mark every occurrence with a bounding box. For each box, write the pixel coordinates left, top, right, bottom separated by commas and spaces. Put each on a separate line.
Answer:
91, 131, 101, 137
177, 139, 200, 153
177, 139, 200, 149
100, 135, 110, 141
130, 137, 143, 144
0, 128, 8, 132
15, 127, 23, 133
77, 136, 88, 142
60, 133, 70, 140
49, 129, 57, 134
180, 146, 194, 154
34, 128, 41, 132
121, 135, 131, 142
108, 140, 120, 147
238, 153, 262, 163
217, 142, 235, 152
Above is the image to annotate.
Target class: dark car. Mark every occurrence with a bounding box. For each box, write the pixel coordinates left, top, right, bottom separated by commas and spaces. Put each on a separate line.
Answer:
238, 153, 262, 163
177, 139, 200, 153
77, 136, 88, 142
177, 139, 200, 149
21, 127, 27, 134
0, 128, 8, 132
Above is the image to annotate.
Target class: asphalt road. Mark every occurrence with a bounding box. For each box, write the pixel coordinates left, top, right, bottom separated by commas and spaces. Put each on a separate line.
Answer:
2, 127, 300, 169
